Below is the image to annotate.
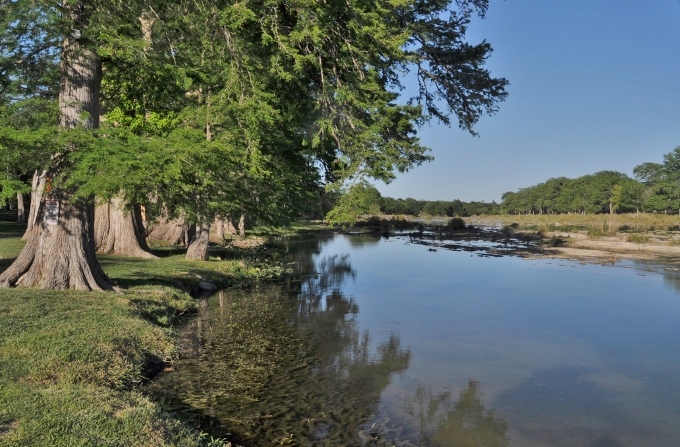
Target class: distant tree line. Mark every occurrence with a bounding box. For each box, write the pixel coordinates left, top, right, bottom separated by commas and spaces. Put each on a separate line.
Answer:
382, 197, 500, 216
322, 181, 501, 224
500, 146, 680, 215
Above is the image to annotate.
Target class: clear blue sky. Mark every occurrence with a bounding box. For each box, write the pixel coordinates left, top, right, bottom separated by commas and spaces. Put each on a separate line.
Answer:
375, 0, 680, 203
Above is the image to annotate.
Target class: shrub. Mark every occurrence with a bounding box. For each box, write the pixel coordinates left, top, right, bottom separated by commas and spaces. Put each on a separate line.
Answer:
448, 217, 466, 230
626, 233, 649, 244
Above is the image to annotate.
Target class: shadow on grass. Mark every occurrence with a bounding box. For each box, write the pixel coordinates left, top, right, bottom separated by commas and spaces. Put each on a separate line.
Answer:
148, 245, 188, 258
0, 222, 26, 238
0, 233, 274, 295
0, 257, 16, 272
98, 255, 233, 294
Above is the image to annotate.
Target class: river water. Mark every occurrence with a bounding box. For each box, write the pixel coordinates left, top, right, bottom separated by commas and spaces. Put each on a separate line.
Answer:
146, 230, 680, 447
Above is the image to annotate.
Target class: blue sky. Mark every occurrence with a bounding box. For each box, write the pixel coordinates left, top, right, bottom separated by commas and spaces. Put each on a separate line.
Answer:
375, 0, 680, 202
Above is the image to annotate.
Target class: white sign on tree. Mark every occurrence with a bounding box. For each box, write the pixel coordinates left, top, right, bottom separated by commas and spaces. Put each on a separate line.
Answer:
44, 200, 59, 226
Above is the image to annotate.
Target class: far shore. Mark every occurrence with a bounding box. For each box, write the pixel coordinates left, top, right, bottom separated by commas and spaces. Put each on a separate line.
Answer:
466, 213, 680, 264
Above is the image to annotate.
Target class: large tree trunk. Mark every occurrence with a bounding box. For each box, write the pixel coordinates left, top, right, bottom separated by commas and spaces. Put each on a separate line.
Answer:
22, 170, 47, 240
225, 218, 237, 235
186, 223, 210, 261
16, 191, 25, 224
147, 216, 194, 246
0, 192, 111, 290
1, 6, 111, 291
89, 11, 158, 259
95, 198, 157, 258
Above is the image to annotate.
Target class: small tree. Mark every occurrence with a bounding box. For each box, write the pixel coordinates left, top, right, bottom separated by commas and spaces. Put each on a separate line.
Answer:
325, 182, 383, 226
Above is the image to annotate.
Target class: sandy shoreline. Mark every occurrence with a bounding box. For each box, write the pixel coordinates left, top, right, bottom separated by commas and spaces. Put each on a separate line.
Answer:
519, 230, 680, 264
457, 215, 680, 265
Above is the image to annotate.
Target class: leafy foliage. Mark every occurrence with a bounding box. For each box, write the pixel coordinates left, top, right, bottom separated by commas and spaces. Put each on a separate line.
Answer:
326, 181, 384, 226
381, 196, 500, 216
501, 171, 645, 215
499, 146, 680, 216
1, 0, 508, 232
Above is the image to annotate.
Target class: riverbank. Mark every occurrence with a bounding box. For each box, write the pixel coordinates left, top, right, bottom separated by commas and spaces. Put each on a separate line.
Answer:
467, 213, 680, 263
353, 213, 680, 264
0, 221, 304, 447
3, 214, 679, 445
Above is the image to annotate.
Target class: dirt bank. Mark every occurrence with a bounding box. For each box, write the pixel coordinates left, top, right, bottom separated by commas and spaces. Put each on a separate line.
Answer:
533, 230, 680, 263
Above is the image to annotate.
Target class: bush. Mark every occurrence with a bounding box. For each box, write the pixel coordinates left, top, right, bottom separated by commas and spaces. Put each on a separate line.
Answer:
626, 233, 649, 244
448, 217, 466, 231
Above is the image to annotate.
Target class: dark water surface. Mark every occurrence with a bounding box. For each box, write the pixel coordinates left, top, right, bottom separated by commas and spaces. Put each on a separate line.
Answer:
146, 232, 680, 447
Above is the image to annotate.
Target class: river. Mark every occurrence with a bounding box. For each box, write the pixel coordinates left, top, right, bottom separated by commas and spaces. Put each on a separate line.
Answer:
145, 230, 680, 447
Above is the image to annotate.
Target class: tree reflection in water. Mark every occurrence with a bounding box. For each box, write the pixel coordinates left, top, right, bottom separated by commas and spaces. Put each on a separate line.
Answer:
146, 249, 410, 446
404, 380, 508, 447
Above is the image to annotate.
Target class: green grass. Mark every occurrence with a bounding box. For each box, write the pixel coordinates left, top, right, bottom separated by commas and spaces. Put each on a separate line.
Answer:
0, 288, 227, 446
0, 218, 319, 446
0, 223, 27, 272
100, 242, 295, 296
0, 381, 221, 447
249, 219, 329, 236
626, 233, 650, 244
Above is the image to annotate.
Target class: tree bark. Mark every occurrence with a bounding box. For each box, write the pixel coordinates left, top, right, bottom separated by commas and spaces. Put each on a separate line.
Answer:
214, 217, 225, 244
186, 223, 210, 261
95, 198, 157, 258
147, 216, 194, 246
225, 218, 237, 235
16, 191, 25, 224
22, 170, 47, 240
238, 213, 246, 238
1, 5, 112, 291
0, 193, 111, 290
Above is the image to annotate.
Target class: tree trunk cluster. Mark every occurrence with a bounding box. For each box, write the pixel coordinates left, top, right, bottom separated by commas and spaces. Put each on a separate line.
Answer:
95, 198, 157, 259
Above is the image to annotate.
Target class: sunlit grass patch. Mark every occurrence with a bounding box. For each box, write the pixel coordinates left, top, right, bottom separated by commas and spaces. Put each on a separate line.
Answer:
0, 222, 296, 446
0, 380, 222, 447
586, 219, 618, 238
0, 222, 26, 268
0, 289, 177, 389
0, 288, 224, 447
475, 213, 680, 234
626, 233, 650, 244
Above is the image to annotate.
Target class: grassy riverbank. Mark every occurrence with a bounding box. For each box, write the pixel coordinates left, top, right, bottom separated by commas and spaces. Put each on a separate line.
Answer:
0, 221, 306, 447
467, 212, 680, 233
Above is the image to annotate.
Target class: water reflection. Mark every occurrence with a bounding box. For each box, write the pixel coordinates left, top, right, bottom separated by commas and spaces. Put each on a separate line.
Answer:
346, 234, 382, 248
302, 253, 356, 299
660, 268, 680, 293
146, 251, 411, 446
403, 381, 508, 447
148, 233, 680, 446
495, 367, 627, 447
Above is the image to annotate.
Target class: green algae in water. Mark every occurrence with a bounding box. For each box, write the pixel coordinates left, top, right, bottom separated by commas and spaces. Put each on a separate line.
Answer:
146, 285, 411, 446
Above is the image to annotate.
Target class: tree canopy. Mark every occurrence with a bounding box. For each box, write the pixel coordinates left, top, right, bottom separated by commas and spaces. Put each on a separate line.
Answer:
499, 147, 680, 216
2, 0, 509, 218
0, 0, 509, 287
